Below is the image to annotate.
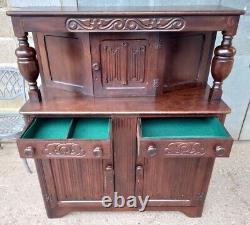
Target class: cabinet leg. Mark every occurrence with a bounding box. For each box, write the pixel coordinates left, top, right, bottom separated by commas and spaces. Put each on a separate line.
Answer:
180, 206, 203, 218
46, 207, 71, 218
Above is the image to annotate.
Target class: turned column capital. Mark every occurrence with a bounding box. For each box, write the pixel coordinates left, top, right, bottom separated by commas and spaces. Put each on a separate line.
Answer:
15, 32, 42, 102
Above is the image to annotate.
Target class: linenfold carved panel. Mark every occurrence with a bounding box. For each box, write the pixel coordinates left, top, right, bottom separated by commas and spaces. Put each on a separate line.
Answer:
66, 17, 186, 32
101, 43, 125, 85
164, 142, 206, 156
101, 40, 146, 87
128, 44, 146, 83
44, 143, 86, 157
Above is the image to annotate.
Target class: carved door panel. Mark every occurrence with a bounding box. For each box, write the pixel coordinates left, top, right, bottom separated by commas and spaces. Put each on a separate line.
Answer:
136, 157, 214, 208
50, 159, 114, 202
90, 33, 159, 97
39, 158, 114, 207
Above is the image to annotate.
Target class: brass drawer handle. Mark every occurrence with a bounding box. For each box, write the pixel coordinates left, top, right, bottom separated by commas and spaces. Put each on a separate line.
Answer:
215, 145, 225, 156
147, 145, 157, 157
24, 146, 35, 158
93, 147, 103, 158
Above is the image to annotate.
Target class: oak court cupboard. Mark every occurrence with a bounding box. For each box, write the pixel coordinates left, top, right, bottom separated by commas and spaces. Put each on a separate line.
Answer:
7, 5, 244, 218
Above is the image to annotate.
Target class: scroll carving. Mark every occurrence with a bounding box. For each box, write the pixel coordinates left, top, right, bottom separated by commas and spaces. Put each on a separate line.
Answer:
44, 143, 86, 157
164, 142, 206, 156
66, 17, 186, 32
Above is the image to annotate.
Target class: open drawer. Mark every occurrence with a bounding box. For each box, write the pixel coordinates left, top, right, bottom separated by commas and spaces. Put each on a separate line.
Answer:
17, 117, 111, 159
138, 117, 233, 158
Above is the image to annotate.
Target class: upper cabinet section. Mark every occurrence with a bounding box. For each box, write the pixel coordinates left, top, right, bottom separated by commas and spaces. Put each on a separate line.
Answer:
7, 6, 244, 99
34, 31, 215, 97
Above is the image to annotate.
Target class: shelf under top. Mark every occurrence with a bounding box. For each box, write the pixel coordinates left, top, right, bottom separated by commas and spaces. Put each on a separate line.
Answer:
19, 85, 231, 116
7, 5, 244, 16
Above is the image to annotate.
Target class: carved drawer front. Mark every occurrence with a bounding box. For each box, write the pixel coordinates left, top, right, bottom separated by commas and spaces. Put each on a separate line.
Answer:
138, 117, 233, 158
17, 117, 112, 159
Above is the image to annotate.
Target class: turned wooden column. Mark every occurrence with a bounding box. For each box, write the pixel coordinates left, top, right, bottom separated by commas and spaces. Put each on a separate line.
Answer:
209, 32, 236, 100
209, 32, 236, 101
15, 32, 42, 102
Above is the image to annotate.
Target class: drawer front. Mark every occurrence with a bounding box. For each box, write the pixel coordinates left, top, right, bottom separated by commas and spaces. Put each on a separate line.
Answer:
17, 117, 112, 159
17, 139, 111, 159
138, 138, 233, 158
138, 117, 233, 158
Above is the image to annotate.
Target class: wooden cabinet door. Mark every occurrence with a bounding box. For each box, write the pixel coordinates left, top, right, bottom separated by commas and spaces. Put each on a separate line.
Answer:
90, 33, 159, 97
54, 158, 112, 203
37, 158, 114, 208
135, 157, 214, 208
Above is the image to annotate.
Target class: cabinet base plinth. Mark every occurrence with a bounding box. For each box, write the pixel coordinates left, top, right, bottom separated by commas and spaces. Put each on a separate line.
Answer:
45, 206, 204, 218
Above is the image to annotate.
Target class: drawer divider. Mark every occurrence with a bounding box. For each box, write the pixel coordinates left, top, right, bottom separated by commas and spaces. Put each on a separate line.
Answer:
66, 118, 76, 139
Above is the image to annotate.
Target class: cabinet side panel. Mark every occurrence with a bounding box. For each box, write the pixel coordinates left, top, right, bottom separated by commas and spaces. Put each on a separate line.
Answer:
113, 117, 137, 197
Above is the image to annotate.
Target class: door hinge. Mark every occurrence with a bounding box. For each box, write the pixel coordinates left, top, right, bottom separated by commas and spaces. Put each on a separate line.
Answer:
44, 193, 52, 203
195, 192, 205, 203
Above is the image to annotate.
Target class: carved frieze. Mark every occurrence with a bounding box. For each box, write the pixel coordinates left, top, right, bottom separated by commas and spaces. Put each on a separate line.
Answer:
44, 143, 86, 157
164, 142, 206, 156
66, 17, 186, 32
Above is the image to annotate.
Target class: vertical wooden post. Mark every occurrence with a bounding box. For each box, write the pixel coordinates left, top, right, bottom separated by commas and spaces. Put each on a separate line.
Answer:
209, 32, 236, 101
15, 32, 42, 102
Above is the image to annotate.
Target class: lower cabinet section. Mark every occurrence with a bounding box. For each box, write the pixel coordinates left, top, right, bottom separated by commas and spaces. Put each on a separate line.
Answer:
17, 116, 233, 217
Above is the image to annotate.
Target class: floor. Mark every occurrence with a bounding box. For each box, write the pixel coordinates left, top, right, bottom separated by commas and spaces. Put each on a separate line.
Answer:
0, 142, 249, 225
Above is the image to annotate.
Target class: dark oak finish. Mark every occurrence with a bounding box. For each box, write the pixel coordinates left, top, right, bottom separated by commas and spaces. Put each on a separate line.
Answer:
112, 117, 137, 198
209, 33, 236, 100
19, 85, 231, 115
15, 32, 42, 102
7, 6, 243, 218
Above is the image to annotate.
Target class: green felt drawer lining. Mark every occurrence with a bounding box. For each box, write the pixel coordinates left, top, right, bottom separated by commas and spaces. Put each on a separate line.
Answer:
70, 118, 110, 139
141, 117, 229, 139
22, 118, 72, 139
21, 117, 110, 140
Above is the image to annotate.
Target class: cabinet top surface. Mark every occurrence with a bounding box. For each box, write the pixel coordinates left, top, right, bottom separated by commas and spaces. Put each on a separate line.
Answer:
7, 5, 244, 16
19, 86, 230, 116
